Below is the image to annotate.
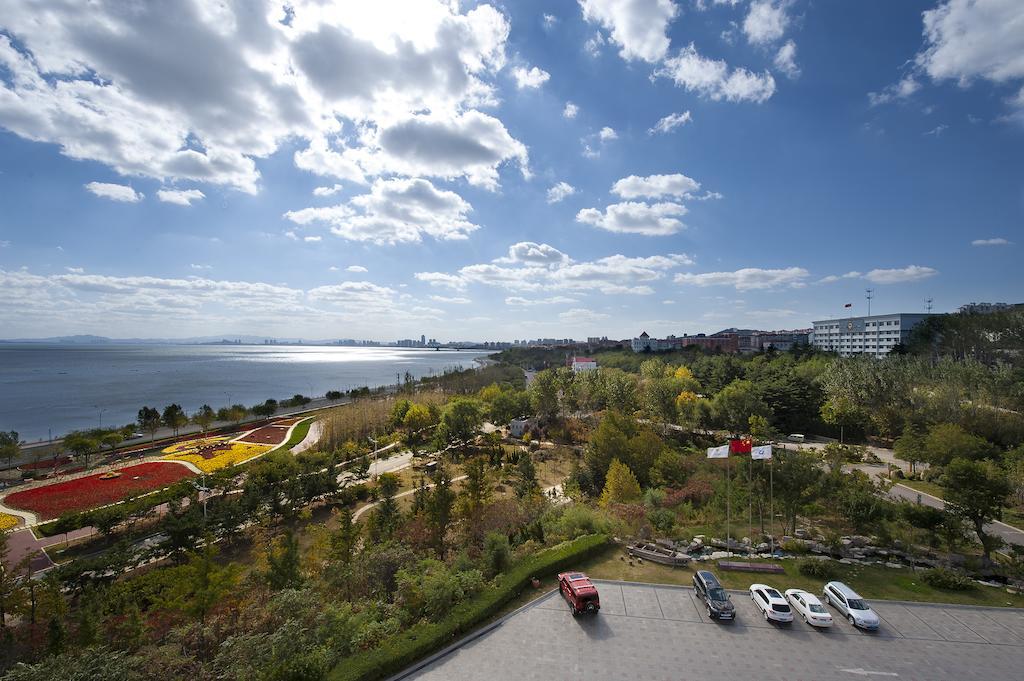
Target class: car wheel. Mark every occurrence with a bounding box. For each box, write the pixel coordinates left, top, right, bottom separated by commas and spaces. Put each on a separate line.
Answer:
848, 614, 855, 626
706, 605, 712, 618
763, 610, 768, 621
802, 614, 807, 623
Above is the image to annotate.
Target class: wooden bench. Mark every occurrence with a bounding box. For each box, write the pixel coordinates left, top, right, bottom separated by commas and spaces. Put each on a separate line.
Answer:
717, 560, 785, 574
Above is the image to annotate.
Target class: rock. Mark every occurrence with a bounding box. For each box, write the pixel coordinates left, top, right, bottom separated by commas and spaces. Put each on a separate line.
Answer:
841, 538, 853, 547
756, 543, 769, 553
709, 551, 731, 560
795, 529, 809, 539
839, 558, 854, 565
742, 536, 751, 545
849, 535, 869, 548
694, 535, 705, 541
885, 562, 903, 569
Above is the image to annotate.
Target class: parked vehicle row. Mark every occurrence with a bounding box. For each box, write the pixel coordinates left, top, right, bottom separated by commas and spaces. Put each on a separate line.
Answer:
560, 570, 881, 632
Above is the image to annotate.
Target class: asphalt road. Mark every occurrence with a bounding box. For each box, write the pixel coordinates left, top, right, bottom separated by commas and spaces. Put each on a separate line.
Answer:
401, 580, 1024, 681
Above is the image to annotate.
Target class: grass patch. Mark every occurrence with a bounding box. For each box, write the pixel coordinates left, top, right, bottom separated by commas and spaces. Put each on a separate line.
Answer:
279, 417, 316, 451
327, 533, 609, 681
896, 478, 947, 499
575, 544, 1024, 608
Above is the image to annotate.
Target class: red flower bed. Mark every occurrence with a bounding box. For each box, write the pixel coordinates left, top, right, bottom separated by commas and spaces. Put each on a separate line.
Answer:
4, 462, 194, 520
237, 426, 288, 445
20, 457, 72, 471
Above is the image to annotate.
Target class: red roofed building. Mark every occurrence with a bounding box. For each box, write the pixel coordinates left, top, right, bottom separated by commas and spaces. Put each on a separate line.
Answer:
571, 356, 598, 372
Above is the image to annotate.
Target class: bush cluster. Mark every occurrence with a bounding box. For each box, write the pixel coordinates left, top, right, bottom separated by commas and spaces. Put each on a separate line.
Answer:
797, 558, 836, 579
921, 567, 974, 591
327, 533, 609, 681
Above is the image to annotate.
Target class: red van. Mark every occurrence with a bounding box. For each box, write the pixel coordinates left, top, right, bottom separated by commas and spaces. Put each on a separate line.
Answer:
558, 572, 600, 616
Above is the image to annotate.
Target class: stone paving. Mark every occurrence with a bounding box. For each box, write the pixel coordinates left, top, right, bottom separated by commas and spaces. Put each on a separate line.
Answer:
400, 580, 1024, 681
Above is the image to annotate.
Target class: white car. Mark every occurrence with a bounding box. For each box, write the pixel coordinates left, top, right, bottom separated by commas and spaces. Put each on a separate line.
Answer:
823, 581, 880, 630
784, 589, 833, 627
749, 583, 794, 623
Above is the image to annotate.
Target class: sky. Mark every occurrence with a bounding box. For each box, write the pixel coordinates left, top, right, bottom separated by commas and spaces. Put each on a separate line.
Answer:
0, 0, 1021, 342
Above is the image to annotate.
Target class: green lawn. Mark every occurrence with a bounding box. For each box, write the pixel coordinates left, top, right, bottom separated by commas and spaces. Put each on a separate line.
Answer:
279, 417, 315, 451
896, 478, 947, 499
575, 545, 1024, 608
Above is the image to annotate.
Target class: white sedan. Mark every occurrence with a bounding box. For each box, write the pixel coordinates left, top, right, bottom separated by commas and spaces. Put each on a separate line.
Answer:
749, 583, 794, 623
785, 589, 833, 627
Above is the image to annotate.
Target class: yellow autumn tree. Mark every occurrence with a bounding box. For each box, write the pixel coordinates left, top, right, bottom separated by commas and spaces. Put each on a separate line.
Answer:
673, 365, 694, 381
599, 458, 641, 507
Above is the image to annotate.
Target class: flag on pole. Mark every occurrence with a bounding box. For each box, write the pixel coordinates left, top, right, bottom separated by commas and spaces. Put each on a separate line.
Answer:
707, 445, 729, 459
751, 445, 772, 460
844, 303, 852, 308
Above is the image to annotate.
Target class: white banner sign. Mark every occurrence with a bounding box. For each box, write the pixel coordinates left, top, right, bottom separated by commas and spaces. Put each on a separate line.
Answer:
751, 445, 773, 460
706, 444, 729, 459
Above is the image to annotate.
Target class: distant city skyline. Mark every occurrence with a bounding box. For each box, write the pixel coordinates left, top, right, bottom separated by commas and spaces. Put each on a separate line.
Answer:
1, 1, 1021, 341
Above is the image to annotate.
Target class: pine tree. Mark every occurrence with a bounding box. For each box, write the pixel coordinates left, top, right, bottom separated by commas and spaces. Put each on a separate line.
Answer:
599, 458, 642, 507
514, 452, 540, 498
330, 507, 359, 566
267, 531, 303, 590
426, 465, 456, 557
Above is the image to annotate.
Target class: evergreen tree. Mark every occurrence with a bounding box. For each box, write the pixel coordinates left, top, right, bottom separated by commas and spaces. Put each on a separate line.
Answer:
514, 452, 540, 498
267, 531, 303, 590
426, 466, 456, 557
330, 507, 360, 566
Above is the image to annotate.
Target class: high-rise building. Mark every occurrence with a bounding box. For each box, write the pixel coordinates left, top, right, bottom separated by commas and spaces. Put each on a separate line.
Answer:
811, 313, 932, 358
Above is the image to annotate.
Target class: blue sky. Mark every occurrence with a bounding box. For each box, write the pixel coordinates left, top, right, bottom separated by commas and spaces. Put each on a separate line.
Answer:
0, 0, 1021, 341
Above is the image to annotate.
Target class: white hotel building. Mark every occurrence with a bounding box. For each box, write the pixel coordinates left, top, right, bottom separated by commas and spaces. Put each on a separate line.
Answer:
811, 313, 933, 358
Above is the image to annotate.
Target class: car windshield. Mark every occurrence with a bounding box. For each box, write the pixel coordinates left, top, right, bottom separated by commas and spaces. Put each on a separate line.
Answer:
772, 603, 791, 612
765, 588, 782, 599
809, 604, 827, 613
847, 598, 869, 610
708, 587, 727, 601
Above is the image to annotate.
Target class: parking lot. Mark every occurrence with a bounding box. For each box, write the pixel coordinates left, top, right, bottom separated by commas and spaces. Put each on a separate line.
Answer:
400, 580, 1024, 681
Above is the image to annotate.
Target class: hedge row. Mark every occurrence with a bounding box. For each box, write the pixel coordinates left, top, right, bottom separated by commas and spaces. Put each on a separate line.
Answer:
327, 533, 609, 681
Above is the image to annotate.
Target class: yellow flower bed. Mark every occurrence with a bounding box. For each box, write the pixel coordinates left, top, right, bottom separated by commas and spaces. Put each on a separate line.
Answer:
163, 441, 272, 473
162, 436, 227, 455
0, 512, 21, 531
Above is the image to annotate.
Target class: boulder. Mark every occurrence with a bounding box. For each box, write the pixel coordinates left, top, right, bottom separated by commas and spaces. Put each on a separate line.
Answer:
795, 529, 809, 539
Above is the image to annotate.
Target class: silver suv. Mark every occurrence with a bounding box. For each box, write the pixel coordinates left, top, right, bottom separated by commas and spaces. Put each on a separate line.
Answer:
823, 581, 879, 630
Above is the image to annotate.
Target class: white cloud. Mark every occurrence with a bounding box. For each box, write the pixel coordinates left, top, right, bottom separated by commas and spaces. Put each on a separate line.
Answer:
868, 76, 921, 106
65, 267, 84, 274
743, 0, 791, 45
579, 0, 679, 63
581, 126, 619, 158
584, 31, 606, 58
84, 182, 143, 203
773, 40, 800, 79
543, 14, 558, 29
649, 110, 692, 134
304, 235, 322, 242
923, 124, 949, 136
577, 202, 687, 236
313, 184, 344, 197
419, 249, 692, 296
0, 2, 520, 193
157, 188, 205, 206
190, 264, 212, 271
512, 65, 551, 89
494, 242, 570, 265
563, 101, 579, 119
346, 265, 369, 272
429, 295, 472, 304
917, 0, 1024, 86
863, 266, 938, 284
818, 271, 862, 284
505, 295, 578, 306
285, 177, 479, 245
971, 237, 1013, 246
547, 181, 577, 203
656, 44, 776, 103
559, 308, 610, 324
611, 173, 701, 199
674, 267, 810, 291
598, 126, 618, 141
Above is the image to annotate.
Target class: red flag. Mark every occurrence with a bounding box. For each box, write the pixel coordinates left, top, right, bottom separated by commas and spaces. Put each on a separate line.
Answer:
844, 303, 852, 308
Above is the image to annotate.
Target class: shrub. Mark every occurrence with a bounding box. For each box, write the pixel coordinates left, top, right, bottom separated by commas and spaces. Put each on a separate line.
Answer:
921, 567, 973, 591
647, 508, 676, 535
327, 534, 609, 681
798, 559, 836, 579
483, 532, 511, 578
780, 539, 808, 554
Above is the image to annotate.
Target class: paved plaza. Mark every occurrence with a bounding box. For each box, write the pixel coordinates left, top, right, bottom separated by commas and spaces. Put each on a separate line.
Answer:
399, 580, 1024, 681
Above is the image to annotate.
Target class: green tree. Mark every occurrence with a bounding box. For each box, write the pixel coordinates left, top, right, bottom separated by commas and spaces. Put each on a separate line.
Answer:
426, 465, 456, 557
100, 431, 124, 453
329, 506, 360, 566
585, 411, 635, 490
166, 543, 240, 626
388, 399, 412, 429
161, 403, 188, 436
514, 452, 540, 498
489, 389, 531, 424
712, 379, 771, 434
251, 399, 278, 418
642, 377, 679, 427
267, 531, 303, 590
2, 647, 144, 681
434, 398, 483, 453
459, 456, 492, 520
1, 430, 20, 468
837, 471, 891, 532
529, 369, 560, 422
64, 432, 99, 469
944, 457, 1011, 564
136, 406, 161, 440
192, 404, 216, 432
483, 532, 511, 578
923, 423, 996, 466
626, 429, 663, 487
748, 414, 773, 442
368, 472, 401, 542
894, 423, 928, 474
820, 396, 864, 444
772, 449, 824, 534
599, 458, 642, 507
